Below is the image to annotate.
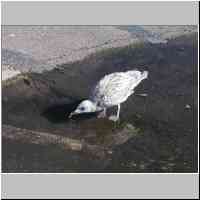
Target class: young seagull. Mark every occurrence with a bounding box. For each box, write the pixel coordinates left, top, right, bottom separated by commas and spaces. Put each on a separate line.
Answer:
69, 70, 148, 121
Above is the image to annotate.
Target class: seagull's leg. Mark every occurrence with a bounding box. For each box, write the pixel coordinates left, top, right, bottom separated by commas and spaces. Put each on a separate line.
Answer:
97, 108, 107, 118
117, 104, 120, 119
109, 104, 120, 122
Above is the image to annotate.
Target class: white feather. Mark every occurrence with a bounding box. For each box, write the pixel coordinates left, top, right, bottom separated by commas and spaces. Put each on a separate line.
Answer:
91, 70, 148, 107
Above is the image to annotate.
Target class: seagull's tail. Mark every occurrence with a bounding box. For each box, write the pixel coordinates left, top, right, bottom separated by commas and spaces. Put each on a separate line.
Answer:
127, 70, 148, 80
127, 70, 149, 89
141, 70, 148, 80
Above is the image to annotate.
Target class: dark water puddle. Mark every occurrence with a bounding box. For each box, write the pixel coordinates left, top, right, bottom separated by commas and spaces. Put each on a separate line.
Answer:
41, 99, 98, 123
2, 33, 198, 172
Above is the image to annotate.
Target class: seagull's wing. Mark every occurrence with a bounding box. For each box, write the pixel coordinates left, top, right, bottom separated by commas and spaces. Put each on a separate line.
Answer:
91, 70, 148, 106
91, 72, 134, 106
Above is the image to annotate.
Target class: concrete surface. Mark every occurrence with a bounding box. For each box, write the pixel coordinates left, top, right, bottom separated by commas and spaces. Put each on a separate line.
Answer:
2, 25, 197, 80
2, 26, 137, 76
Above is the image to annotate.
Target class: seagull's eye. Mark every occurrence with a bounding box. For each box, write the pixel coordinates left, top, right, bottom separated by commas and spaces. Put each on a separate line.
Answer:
79, 107, 85, 111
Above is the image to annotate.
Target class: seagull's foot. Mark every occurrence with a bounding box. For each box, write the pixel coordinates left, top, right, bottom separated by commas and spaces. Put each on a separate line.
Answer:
109, 115, 119, 122
97, 110, 106, 118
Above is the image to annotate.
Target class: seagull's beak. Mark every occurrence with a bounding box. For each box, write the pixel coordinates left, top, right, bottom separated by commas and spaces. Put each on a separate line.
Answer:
68, 112, 75, 118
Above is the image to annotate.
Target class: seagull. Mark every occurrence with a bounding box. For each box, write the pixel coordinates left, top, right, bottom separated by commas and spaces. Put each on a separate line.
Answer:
69, 70, 148, 121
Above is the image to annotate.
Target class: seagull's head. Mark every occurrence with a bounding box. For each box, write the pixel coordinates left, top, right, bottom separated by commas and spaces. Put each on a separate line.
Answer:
69, 100, 98, 118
